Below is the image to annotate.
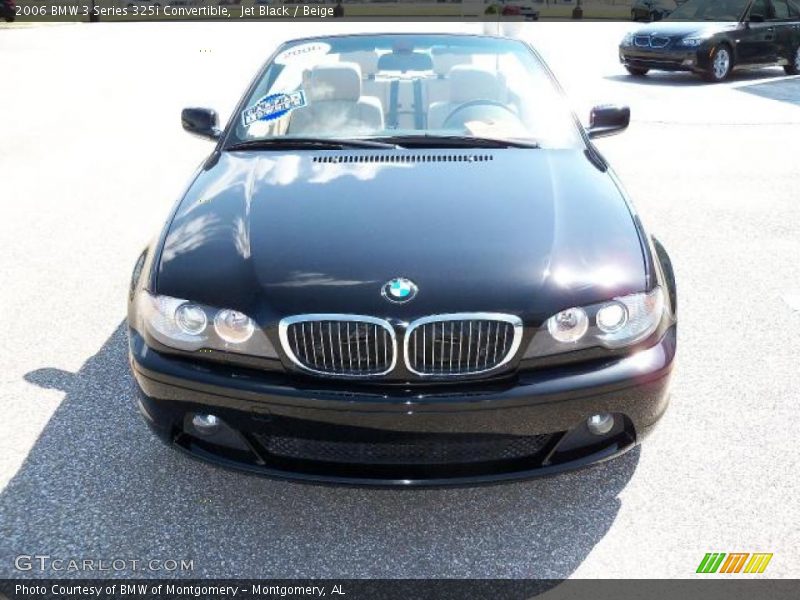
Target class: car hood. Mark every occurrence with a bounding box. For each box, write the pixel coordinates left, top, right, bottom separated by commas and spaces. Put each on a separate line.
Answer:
156, 149, 647, 324
631, 21, 740, 39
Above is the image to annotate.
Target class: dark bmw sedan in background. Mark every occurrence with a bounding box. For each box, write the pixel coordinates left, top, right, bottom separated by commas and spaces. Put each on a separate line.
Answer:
620, 0, 800, 81
128, 33, 678, 486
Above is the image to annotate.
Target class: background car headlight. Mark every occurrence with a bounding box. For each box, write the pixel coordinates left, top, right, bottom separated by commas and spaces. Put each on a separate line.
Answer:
134, 291, 277, 357
678, 37, 704, 47
525, 287, 665, 358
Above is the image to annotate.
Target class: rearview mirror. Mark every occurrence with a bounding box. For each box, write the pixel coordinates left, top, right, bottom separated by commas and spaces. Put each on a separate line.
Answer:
749, 13, 765, 22
181, 107, 221, 141
587, 104, 630, 139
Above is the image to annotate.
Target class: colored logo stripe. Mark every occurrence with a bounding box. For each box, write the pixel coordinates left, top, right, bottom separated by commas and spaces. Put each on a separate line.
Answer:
719, 553, 749, 573
696, 552, 773, 574
744, 553, 773, 574
697, 553, 726, 573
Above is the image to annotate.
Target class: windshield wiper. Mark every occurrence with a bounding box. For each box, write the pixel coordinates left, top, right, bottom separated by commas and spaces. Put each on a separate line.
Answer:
227, 137, 400, 151
370, 134, 540, 149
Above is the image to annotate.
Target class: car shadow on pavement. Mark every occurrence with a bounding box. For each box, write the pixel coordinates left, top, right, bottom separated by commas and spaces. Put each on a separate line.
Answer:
2, 323, 640, 580
605, 67, 789, 87
734, 76, 800, 106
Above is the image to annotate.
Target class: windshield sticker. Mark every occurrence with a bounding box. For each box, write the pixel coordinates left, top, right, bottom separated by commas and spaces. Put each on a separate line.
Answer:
242, 90, 306, 127
274, 42, 331, 65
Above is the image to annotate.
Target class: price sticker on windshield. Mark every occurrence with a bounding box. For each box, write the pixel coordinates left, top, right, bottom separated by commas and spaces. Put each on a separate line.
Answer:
242, 90, 307, 127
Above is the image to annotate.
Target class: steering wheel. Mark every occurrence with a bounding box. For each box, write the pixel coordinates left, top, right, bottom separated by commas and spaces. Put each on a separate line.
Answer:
441, 100, 519, 131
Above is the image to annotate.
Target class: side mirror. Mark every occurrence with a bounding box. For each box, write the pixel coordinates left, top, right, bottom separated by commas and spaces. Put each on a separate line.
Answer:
749, 13, 765, 22
181, 107, 221, 141
587, 104, 630, 139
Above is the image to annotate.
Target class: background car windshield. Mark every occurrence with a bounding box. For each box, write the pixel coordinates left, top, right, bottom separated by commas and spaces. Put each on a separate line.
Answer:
666, 0, 749, 20
229, 35, 582, 149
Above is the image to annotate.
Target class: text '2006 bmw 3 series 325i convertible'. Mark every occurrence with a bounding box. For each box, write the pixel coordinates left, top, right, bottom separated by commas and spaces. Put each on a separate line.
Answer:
128, 33, 678, 486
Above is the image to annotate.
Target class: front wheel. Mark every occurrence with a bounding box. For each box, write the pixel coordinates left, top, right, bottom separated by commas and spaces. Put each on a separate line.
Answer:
626, 65, 649, 76
785, 46, 800, 75
703, 45, 732, 82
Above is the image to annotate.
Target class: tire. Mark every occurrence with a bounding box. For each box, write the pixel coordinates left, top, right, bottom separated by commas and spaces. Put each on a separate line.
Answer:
785, 46, 800, 75
703, 45, 733, 82
626, 66, 649, 76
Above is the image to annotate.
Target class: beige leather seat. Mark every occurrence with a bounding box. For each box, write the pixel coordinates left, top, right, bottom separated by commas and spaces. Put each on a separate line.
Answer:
425, 52, 472, 108
288, 63, 385, 136
427, 66, 504, 130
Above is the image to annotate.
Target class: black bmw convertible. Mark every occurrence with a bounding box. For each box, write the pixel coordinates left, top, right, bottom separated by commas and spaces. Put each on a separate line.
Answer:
128, 33, 678, 486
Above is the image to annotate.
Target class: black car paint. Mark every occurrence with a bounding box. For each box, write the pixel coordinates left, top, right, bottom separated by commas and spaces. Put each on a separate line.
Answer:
155, 150, 647, 331
620, 1, 800, 77
128, 34, 677, 485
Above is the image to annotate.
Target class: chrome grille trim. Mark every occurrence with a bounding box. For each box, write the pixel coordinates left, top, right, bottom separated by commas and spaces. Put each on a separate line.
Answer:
404, 313, 523, 377
634, 35, 671, 49
279, 314, 397, 377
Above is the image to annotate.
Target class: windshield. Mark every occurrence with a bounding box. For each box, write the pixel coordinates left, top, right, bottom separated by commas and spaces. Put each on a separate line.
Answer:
227, 34, 582, 149
666, 0, 749, 20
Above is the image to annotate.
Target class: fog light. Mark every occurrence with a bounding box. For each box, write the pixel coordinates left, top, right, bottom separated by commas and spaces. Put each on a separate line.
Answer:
587, 413, 615, 436
191, 413, 221, 435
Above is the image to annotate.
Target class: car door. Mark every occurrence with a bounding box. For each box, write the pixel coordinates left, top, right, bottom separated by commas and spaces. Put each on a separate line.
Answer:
773, 0, 800, 62
738, 0, 778, 64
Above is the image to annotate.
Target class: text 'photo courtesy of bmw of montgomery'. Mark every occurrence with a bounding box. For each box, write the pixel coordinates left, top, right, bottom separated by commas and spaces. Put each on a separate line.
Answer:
128, 33, 678, 486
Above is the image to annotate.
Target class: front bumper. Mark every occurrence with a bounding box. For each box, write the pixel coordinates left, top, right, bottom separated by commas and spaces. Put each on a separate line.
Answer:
129, 326, 676, 486
619, 46, 707, 72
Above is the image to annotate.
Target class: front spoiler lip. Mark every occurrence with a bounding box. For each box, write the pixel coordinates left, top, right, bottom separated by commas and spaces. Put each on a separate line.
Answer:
129, 330, 673, 486
169, 430, 636, 488
619, 47, 703, 71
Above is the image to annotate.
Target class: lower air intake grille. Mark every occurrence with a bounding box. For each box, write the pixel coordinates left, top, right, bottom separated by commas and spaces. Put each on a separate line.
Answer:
279, 315, 396, 377
257, 432, 555, 465
405, 313, 523, 376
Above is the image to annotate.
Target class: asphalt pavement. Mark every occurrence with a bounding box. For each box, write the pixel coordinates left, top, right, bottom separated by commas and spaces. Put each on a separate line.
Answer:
0, 21, 798, 579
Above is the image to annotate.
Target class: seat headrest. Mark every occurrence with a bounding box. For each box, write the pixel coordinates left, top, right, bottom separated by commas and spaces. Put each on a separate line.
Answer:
431, 51, 472, 77
347, 51, 380, 79
307, 63, 362, 102
449, 66, 502, 103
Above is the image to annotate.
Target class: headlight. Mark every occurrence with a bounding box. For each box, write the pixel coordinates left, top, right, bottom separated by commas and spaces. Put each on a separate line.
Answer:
621, 33, 634, 46
678, 37, 704, 47
547, 307, 589, 343
135, 291, 277, 357
525, 287, 665, 358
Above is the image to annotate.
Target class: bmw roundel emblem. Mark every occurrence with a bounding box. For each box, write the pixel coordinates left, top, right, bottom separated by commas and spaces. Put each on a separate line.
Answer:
382, 278, 418, 303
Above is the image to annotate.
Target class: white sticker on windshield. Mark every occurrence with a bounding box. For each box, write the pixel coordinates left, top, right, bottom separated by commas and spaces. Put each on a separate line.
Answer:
242, 90, 306, 127
274, 42, 331, 65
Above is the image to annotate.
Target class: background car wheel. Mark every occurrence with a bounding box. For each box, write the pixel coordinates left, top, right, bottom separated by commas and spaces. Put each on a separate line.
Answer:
785, 46, 800, 75
704, 45, 732, 82
625, 66, 649, 77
